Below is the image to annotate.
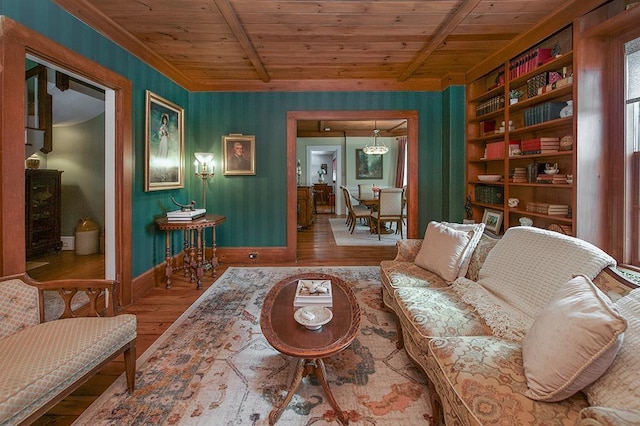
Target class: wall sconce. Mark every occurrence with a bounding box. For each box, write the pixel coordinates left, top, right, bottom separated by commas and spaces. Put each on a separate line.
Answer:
194, 152, 214, 208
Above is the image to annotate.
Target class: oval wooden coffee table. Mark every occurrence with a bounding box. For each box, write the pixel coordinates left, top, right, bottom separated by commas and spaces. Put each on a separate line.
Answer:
260, 273, 361, 425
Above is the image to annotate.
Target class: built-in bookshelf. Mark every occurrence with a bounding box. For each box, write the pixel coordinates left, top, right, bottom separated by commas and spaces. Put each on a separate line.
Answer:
466, 26, 575, 236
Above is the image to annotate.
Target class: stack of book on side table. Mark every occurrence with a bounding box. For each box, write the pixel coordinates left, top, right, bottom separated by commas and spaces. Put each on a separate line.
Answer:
166, 208, 206, 221
293, 279, 333, 307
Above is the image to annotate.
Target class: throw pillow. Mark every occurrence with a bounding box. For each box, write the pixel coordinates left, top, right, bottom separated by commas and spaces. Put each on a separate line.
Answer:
585, 288, 640, 411
414, 221, 472, 283
522, 274, 627, 402
441, 221, 485, 278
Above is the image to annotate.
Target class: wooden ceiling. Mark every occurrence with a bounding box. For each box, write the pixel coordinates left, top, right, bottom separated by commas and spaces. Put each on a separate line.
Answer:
53, 0, 607, 92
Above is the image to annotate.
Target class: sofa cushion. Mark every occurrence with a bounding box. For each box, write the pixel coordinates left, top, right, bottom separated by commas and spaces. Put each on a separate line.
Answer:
428, 336, 589, 425
415, 222, 472, 282
441, 221, 485, 278
466, 232, 500, 282
522, 275, 626, 402
394, 287, 491, 350
0, 315, 137, 425
585, 288, 640, 411
380, 260, 449, 291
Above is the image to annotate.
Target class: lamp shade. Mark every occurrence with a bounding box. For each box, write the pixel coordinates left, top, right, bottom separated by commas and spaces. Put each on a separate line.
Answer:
194, 152, 214, 164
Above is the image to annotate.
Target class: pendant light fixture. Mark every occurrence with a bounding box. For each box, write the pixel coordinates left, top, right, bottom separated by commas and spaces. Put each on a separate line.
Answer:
362, 121, 389, 155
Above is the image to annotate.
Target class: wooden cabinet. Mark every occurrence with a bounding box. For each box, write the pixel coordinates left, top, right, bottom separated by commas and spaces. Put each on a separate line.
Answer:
297, 186, 315, 228
466, 26, 575, 236
25, 169, 63, 258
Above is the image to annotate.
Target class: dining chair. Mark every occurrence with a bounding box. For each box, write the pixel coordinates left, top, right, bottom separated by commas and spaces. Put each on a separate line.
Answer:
344, 186, 371, 233
370, 188, 404, 240
358, 183, 374, 198
340, 186, 352, 227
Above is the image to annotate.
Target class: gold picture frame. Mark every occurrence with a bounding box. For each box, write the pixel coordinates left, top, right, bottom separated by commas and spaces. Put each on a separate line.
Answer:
223, 134, 256, 175
144, 90, 185, 191
355, 148, 383, 179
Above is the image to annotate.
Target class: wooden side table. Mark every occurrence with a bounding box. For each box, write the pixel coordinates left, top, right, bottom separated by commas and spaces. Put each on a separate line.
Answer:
154, 214, 226, 289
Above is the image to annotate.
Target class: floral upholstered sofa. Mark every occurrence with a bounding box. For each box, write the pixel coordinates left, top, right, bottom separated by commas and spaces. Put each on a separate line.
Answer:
0, 273, 137, 425
381, 223, 640, 425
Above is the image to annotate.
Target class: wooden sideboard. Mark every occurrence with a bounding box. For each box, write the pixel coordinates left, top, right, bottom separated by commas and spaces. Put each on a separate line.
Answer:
297, 186, 315, 228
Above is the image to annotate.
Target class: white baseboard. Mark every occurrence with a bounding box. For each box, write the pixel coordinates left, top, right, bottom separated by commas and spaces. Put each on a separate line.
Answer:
61, 236, 75, 251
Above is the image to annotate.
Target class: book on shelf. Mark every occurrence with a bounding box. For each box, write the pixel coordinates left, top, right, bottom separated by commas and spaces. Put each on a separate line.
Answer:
166, 208, 206, 220
293, 279, 333, 307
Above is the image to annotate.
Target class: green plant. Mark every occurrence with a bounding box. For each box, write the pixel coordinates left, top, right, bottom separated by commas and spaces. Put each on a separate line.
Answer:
509, 88, 524, 99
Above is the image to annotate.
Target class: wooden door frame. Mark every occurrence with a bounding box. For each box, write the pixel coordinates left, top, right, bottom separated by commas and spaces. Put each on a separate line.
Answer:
287, 110, 419, 260
0, 17, 133, 305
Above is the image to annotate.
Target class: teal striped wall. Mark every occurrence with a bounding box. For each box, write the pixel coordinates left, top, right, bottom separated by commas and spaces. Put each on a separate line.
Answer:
2, 1, 467, 279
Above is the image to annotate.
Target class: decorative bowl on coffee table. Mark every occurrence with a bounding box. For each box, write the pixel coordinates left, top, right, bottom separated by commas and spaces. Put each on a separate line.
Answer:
294, 306, 333, 330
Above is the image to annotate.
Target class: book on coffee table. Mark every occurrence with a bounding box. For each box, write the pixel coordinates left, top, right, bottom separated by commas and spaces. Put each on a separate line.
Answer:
293, 280, 333, 307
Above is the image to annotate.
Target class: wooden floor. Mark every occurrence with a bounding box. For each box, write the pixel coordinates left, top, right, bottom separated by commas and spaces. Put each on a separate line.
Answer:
28, 212, 399, 425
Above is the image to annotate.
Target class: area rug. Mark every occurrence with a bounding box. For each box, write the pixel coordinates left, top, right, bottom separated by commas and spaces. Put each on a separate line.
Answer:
74, 266, 431, 425
329, 218, 402, 247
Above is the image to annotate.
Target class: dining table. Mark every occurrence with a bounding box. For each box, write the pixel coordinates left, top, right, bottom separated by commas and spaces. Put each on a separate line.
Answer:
352, 194, 379, 209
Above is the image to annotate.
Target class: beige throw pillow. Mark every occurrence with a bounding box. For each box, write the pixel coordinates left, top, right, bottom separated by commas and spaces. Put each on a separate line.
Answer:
414, 221, 472, 283
585, 288, 640, 410
522, 274, 627, 402
441, 221, 485, 278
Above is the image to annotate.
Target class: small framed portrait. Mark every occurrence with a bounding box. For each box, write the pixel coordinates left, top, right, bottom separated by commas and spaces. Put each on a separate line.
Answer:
223, 134, 256, 176
482, 209, 504, 234
144, 90, 184, 191
355, 148, 383, 179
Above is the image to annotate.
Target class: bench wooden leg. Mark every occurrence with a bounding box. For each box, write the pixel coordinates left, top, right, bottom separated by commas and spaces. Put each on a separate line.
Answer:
124, 340, 137, 393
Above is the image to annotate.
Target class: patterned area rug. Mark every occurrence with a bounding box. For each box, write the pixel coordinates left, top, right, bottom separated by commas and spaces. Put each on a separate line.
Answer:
74, 266, 431, 425
329, 218, 402, 247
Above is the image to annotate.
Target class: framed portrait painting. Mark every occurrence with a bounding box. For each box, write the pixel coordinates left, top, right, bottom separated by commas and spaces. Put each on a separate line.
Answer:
482, 209, 503, 234
223, 134, 256, 175
355, 148, 383, 179
144, 90, 184, 191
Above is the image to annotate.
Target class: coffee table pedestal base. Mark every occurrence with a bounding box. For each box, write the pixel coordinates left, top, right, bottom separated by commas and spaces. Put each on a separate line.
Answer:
269, 357, 348, 425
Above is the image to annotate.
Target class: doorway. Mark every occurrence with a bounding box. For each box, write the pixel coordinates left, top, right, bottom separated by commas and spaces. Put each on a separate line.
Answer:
307, 145, 343, 214
0, 18, 133, 304
25, 55, 111, 278
287, 110, 419, 260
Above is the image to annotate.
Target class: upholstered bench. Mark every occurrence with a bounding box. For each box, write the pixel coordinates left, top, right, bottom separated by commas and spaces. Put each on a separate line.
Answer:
0, 273, 137, 425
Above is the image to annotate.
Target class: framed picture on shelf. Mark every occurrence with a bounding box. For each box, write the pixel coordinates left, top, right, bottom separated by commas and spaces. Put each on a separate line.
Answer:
355, 148, 383, 179
222, 134, 256, 176
144, 90, 185, 191
482, 209, 503, 234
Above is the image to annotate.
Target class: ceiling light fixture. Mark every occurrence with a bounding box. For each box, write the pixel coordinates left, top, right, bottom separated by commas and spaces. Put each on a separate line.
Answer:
362, 121, 389, 155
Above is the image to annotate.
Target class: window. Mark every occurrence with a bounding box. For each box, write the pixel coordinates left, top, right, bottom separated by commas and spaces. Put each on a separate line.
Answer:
625, 37, 640, 266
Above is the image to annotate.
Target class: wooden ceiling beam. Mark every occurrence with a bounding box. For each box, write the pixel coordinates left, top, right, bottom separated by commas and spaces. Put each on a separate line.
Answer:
213, 0, 270, 83
398, 0, 482, 82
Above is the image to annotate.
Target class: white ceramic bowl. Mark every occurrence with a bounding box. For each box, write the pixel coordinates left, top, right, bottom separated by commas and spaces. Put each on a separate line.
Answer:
477, 174, 502, 182
294, 306, 333, 330
544, 169, 559, 175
